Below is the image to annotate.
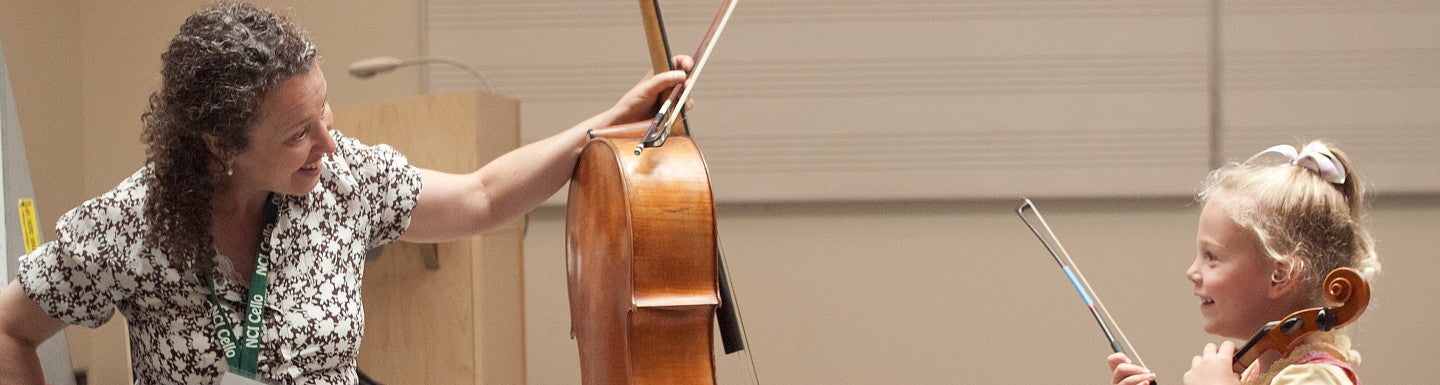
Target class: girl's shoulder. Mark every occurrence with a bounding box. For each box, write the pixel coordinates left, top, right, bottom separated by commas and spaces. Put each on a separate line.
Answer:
1268, 350, 1358, 385
1264, 334, 1362, 385
1246, 332, 1362, 385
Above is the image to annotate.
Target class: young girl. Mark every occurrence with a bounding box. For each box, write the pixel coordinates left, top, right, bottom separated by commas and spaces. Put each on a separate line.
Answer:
1108, 141, 1381, 385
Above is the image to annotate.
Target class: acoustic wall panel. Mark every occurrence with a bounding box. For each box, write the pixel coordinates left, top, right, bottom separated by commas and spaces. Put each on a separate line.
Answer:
422, 0, 1439, 201
1220, 2, 1440, 193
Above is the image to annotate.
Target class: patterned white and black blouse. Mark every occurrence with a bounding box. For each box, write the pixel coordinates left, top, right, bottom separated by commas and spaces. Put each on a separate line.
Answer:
18, 130, 421, 384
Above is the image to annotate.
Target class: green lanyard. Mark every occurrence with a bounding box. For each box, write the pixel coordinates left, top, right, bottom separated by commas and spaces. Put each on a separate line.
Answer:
207, 194, 279, 377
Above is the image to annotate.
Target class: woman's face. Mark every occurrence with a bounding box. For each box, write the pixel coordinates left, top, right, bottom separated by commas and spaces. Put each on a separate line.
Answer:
1186, 201, 1298, 340
229, 64, 335, 197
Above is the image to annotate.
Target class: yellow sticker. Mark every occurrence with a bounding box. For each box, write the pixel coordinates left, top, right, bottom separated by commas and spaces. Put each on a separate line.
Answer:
19, 198, 40, 253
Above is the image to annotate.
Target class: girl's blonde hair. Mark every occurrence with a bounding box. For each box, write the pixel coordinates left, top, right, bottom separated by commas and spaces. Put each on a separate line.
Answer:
1199, 141, 1380, 305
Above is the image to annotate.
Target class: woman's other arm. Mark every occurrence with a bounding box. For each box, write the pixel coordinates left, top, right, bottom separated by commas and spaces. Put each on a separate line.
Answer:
0, 278, 67, 384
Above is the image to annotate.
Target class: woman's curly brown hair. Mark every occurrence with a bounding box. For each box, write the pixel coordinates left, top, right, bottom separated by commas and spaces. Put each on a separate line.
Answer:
140, 2, 315, 277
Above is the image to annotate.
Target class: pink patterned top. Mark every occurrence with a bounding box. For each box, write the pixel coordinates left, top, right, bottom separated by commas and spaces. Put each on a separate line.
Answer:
1240, 332, 1361, 385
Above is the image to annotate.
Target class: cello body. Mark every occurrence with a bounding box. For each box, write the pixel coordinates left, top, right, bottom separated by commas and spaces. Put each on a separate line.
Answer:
566, 0, 744, 382
565, 129, 721, 384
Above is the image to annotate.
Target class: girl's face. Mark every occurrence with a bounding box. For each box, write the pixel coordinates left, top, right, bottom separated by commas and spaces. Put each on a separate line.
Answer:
1187, 201, 1300, 340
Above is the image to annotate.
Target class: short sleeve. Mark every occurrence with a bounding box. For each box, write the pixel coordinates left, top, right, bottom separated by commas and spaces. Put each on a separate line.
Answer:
326, 129, 422, 248
1268, 363, 1355, 385
17, 196, 144, 328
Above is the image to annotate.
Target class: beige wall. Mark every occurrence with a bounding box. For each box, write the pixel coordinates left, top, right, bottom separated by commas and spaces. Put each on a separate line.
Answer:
3, 1, 1437, 385
2, 1, 112, 380
523, 197, 1439, 385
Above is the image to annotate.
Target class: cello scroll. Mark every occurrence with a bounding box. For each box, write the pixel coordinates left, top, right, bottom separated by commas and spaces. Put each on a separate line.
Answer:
1231, 267, 1371, 373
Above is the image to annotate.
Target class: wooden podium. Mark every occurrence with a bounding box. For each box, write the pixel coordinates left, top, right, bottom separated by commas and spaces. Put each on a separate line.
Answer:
333, 90, 526, 385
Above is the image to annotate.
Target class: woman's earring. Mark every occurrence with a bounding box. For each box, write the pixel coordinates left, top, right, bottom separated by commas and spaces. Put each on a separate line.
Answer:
225, 159, 234, 176
1271, 270, 1286, 283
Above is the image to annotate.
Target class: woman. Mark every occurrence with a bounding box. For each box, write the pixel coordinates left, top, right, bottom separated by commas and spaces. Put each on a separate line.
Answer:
0, 2, 691, 383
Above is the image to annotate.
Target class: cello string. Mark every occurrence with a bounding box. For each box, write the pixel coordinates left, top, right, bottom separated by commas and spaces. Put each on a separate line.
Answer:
716, 240, 762, 385
1017, 199, 1151, 370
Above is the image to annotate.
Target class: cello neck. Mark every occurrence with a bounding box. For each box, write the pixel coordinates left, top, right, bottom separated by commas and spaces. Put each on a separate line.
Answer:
638, 0, 689, 136
639, 0, 675, 75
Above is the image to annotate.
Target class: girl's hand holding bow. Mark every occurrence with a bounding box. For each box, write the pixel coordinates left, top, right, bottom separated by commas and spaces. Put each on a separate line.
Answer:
1108, 352, 1159, 385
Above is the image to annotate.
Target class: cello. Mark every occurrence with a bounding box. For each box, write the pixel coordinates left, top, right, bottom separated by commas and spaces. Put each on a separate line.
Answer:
564, 1, 751, 384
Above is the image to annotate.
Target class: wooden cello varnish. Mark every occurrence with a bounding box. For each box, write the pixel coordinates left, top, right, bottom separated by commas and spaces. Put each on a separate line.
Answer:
563, 0, 724, 383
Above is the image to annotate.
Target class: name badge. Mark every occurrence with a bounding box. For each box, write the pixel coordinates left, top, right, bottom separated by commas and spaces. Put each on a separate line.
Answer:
221, 371, 275, 385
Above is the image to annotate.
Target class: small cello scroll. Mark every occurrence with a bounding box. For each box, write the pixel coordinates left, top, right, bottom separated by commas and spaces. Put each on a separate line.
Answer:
1231, 267, 1370, 373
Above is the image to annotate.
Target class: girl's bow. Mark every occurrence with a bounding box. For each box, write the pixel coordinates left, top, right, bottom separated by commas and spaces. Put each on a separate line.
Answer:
1244, 141, 1347, 184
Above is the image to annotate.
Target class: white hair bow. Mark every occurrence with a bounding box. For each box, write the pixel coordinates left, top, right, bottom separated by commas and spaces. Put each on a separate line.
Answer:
1244, 141, 1346, 184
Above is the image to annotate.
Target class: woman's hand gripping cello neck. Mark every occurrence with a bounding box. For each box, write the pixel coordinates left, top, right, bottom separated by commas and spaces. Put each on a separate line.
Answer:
398, 55, 694, 244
